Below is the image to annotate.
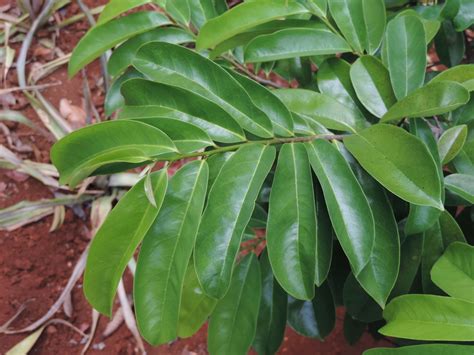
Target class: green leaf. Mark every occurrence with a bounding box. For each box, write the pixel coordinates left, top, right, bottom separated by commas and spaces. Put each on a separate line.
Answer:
134, 161, 208, 345
350, 56, 397, 118
445, 174, 474, 204
108, 27, 194, 78
299, 0, 327, 17
384, 15, 426, 100
51, 120, 177, 187
328, 0, 386, 54
252, 249, 287, 355
164, 0, 191, 25
104, 68, 143, 116
431, 242, 474, 302
390, 233, 423, 299
314, 186, 333, 287
344, 124, 443, 209
380, 295, 474, 341
382, 82, 470, 122
275, 89, 369, 133
287, 282, 335, 339
405, 119, 443, 235
396, 9, 441, 44
120, 80, 245, 143
343, 313, 365, 345
68, 12, 170, 77
97, 0, 153, 25
438, 125, 468, 165
364, 344, 474, 355
227, 70, 294, 137
317, 58, 367, 118
178, 258, 217, 338
452, 0, 474, 31
244, 28, 352, 62
188, 0, 219, 29
84, 169, 168, 315
306, 140, 375, 275
133, 42, 273, 138
431, 65, 474, 92
435, 20, 465, 68
208, 253, 261, 355
267, 143, 316, 300
195, 144, 276, 298
343, 273, 382, 323
341, 146, 400, 307
196, 0, 308, 49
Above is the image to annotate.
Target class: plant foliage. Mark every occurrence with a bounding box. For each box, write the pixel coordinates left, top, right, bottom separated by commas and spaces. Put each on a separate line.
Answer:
53, 0, 474, 353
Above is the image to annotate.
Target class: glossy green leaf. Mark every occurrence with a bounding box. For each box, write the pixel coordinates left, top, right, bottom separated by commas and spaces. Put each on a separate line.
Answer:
51, 120, 177, 187
133, 42, 273, 138
244, 28, 351, 62
438, 125, 468, 165
275, 89, 368, 133
210, 19, 325, 59
343, 273, 382, 323
108, 27, 194, 78
382, 82, 470, 122
135, 161, 208, 345
227, 70, 294, 137
97, 0, 152, 25
267, 143, 316, 300
350, 56, 396, 118
188, 0, 219, 29
178, 259, 217, 338
343, 313, 365, 345
317, 58, 366, 117
452, 0, 474, 31
195, 144, 276, 298
252, 249, 287, 355
390, 233, 423, 299
431, 242, 474, 302
328, 0, 386, 54
287, 282, 335, 339
344, 124, 443, 209
299, 0, 327, 17
104, 68, 143, 116
435, 20, 465, 68
196, 0, 308, 49
208, 253, 261, 355
384, 15, 426, 100
84, 170, 168, 315
432, 65, 474, 92
306, 140, 375, 275
380, 295, 474, 341
164, 0, 191, 25
364, 344, 474, 355
314, 186, 333, 287
121, 80, 245, 143
396, 9, 440, 44
445, 174, 474, 204
341, 146, 400, 307
405, 119, 443, 235
69, 12, 170, 77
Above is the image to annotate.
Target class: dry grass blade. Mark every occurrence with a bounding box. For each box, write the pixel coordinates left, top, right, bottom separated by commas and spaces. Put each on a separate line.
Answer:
102, 307, 124, 338
2, 246, 89, 334
62, 290, 73, 318
81, 309, 100, 355
0, 110, 37, 129
108, 173, 141, 187
0, 82, 61, 95
117, 280, 146, 354
49, 205, 65, 232
90, 193, 115, 235
5, 325, 45, 355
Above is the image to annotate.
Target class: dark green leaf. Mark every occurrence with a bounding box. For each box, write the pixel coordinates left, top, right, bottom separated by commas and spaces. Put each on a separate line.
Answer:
350, 56, 396, 118
188, 0, 219, 29
104, 68, 143, 116
435, 20, 465, 67
253, 249, 287, 355
69, 12, 170, 76
344, 124, 444, 209
133, 42, 273, 138
208, 253, 261, 355
195, 144, 276, 298
287, 282, 335, 339
51, 120, 177, 187
314, 185, 333, 287
135, 161, 208, 345
343, 273, 382, 323
244, 28, 351, 62
306, 140, 375, 275
196, 0, 308, 49
380, 295, 474, 341
121, 80, 245, 143
84, 169, 168, 315
343, 313, 365, 345
267, 143, 316, 300
328, 0, 386, 54
384, 15, 426, 100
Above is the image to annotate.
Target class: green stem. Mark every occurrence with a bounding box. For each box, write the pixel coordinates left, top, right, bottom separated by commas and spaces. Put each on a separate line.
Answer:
170, 133, 346, 161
